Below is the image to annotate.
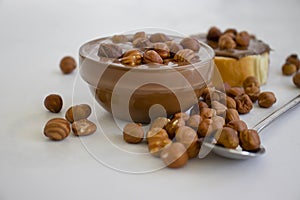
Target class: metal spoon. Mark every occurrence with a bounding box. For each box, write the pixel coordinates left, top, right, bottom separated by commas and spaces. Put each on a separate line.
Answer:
198, 94, 300, 160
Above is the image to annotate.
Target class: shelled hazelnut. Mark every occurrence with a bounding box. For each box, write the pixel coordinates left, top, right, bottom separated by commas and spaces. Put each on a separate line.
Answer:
257, 92, 276, 108
239, 129, 261, 151
282, 62, 297, 76
206, 26, 222, 41
235, 94, 253, 114
59, 56, 76, 74
216, 127, 239, 149
44, 94, 63, 113
293, 72, 300, 88
160, 142, 189, 168
123, 123, 144, 144
44, 118, 70, 141
218, 35, 236, 50
286, 54, 300, 70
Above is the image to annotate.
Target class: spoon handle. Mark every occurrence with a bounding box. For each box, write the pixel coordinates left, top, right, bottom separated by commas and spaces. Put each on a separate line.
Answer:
252, 94, 300, 133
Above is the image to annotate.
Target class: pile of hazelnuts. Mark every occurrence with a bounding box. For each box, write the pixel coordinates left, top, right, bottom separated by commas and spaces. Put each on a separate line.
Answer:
281, 54, 300, 88
122, 76, 277, 169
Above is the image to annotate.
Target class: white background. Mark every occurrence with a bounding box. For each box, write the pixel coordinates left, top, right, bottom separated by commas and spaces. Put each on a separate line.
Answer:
1, 0, 300, 199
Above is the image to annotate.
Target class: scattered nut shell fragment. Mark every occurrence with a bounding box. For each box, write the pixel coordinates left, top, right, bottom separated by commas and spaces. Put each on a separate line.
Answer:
44, 118, 70, 141
44, 94, 63, 113
72, 119, 97, 136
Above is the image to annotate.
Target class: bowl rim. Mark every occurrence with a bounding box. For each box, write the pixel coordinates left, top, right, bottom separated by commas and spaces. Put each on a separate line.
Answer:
79, 34, 215, 72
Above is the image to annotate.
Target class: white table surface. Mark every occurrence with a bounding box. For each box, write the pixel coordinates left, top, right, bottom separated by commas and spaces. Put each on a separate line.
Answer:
1, 0, 300, 199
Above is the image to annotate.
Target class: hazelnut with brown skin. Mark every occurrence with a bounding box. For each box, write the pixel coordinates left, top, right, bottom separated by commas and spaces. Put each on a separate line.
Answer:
197, 118, 213, 137
133, 31, 146, 41
98, 43, 123, 58
149, 33, 170, 43
44, 94, 63, 113
211, 101, 227, 116
186, 115, 202, 130
44, 118, 70, 141
282, 62, 297, 75
226, 96, 236, 109
286, 54, 300, 70
200, 107, 216, 119
224, 28, 237, 36
218, 34, 236, 50
190, 101, 209, 115
207, 26, 222, 41
173, 112, 190, 121
226, 87, 245, 98
165, 41, 183, 55
236, 31, 250, 47
132, 37, 152, 48
235, 94, 253, 114
225, 108, 240, 123
239, 129, 261, 151
216, 127, 239, 149
293, 72, 300, 88
180, 37, 200, 52
258, 92, 276, 108
160, 142, 189, 168
175, 126, 200, 159
243, 76, 260, 102
143, 50, 163, 64
123, 123, 144, 144
59, 56, 76, 74
226, 120, 248, 133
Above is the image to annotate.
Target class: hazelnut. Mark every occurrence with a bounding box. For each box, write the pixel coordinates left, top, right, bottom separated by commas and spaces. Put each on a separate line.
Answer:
197, 118, 213, 137
236, 31, 250, 47
175, 126, 200, 158
186, 115, 202, 129
143, 50, 163, 64
226, 96, 236, 109
206, 26, 222, 41
226, 120, 248, 133
44, 118, 70, 141
258, 92, 276, 108
200, 107, 216, 119
174, 49, 199, 64
286, 54, 300, 70
226, 87, 245, 98
218, 35, 236, 50
211, 101, 227, 116
165, 117, 185, 139
180, 37, 200, 52
173, 112, 189, 121
224, 28, 237, 36
190, 101, 209, 115
165, 41, 183, 55
132, 37, 152, 48
111, 34, 129, 43
98, 43, 123, 58
293, 72, 300, 88
235, 94, 253, 114
160, 142, 189, 168
211, 115, 225, 131
120, 49, 143, 66
133, 31, 147, 41
225, 108, 240, 123
216, 127, 239, 149
239, 129, 261, 151
59, 56, 76, 74
72, 119, 97, 136
44, 94, 63, 113
65, 104, 92, 123
205, 90, 226, 106
243, 76, 260, 88
153, 42, 170, 59
150, 117, 170, 130
123, 123, 144, 144
282, 62, 297, 76
147, 128, 171, 156
149, 33, 170, 43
